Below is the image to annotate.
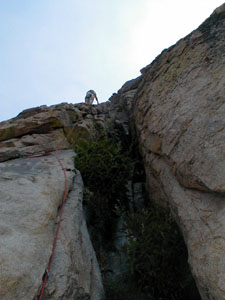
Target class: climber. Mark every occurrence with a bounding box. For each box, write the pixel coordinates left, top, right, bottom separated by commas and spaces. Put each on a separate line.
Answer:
85, 90, 99, 105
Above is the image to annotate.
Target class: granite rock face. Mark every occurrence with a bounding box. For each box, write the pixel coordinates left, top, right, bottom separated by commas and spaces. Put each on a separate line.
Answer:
0, 103, 107, 162
44, 165, 103, 300
134, 4, 225, 300
0, 105, 105, 300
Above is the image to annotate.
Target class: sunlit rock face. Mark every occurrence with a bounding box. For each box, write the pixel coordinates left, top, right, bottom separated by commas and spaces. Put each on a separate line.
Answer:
0, 103, 108, 162
0, 104, 105, 300
134, 4, 225, 300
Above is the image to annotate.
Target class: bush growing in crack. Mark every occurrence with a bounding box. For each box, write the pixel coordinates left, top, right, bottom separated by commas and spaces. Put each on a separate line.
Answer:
122, 203, 199, 300
74, 136, 131, 249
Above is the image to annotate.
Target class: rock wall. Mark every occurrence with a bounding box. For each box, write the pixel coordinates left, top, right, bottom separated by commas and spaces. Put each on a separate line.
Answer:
0, 105, 105, 300
133, 4, 225, 300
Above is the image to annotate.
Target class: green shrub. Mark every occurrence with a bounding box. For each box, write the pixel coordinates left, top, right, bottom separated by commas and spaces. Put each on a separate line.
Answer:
104, 279, 153, 300
74, 137, 131, 242
123, 203, 193, 299
74, 137, 130, 196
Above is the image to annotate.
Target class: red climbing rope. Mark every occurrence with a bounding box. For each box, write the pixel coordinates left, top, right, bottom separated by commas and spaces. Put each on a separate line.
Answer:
37, 151, 68, 300
26, 126, 76, 299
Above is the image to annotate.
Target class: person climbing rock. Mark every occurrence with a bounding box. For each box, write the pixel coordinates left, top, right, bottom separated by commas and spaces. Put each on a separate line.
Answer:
85, 90, 99, 105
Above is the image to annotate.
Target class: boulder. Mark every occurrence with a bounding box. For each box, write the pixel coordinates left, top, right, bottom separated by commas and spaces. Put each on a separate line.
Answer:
134, 4, 225, 300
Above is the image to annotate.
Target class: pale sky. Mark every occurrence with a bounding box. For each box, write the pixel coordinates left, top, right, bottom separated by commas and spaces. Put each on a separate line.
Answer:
0, 0, 224, 121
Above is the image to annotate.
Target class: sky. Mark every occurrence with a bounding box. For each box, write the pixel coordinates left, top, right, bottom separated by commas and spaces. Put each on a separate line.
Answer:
0, 0, 224, 121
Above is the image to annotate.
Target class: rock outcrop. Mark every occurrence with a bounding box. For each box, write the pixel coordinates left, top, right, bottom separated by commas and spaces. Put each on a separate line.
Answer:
0, 105, 105, 300
0, 103, 108, 163
0, 4, 225, 300
133, 4, 225, 300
